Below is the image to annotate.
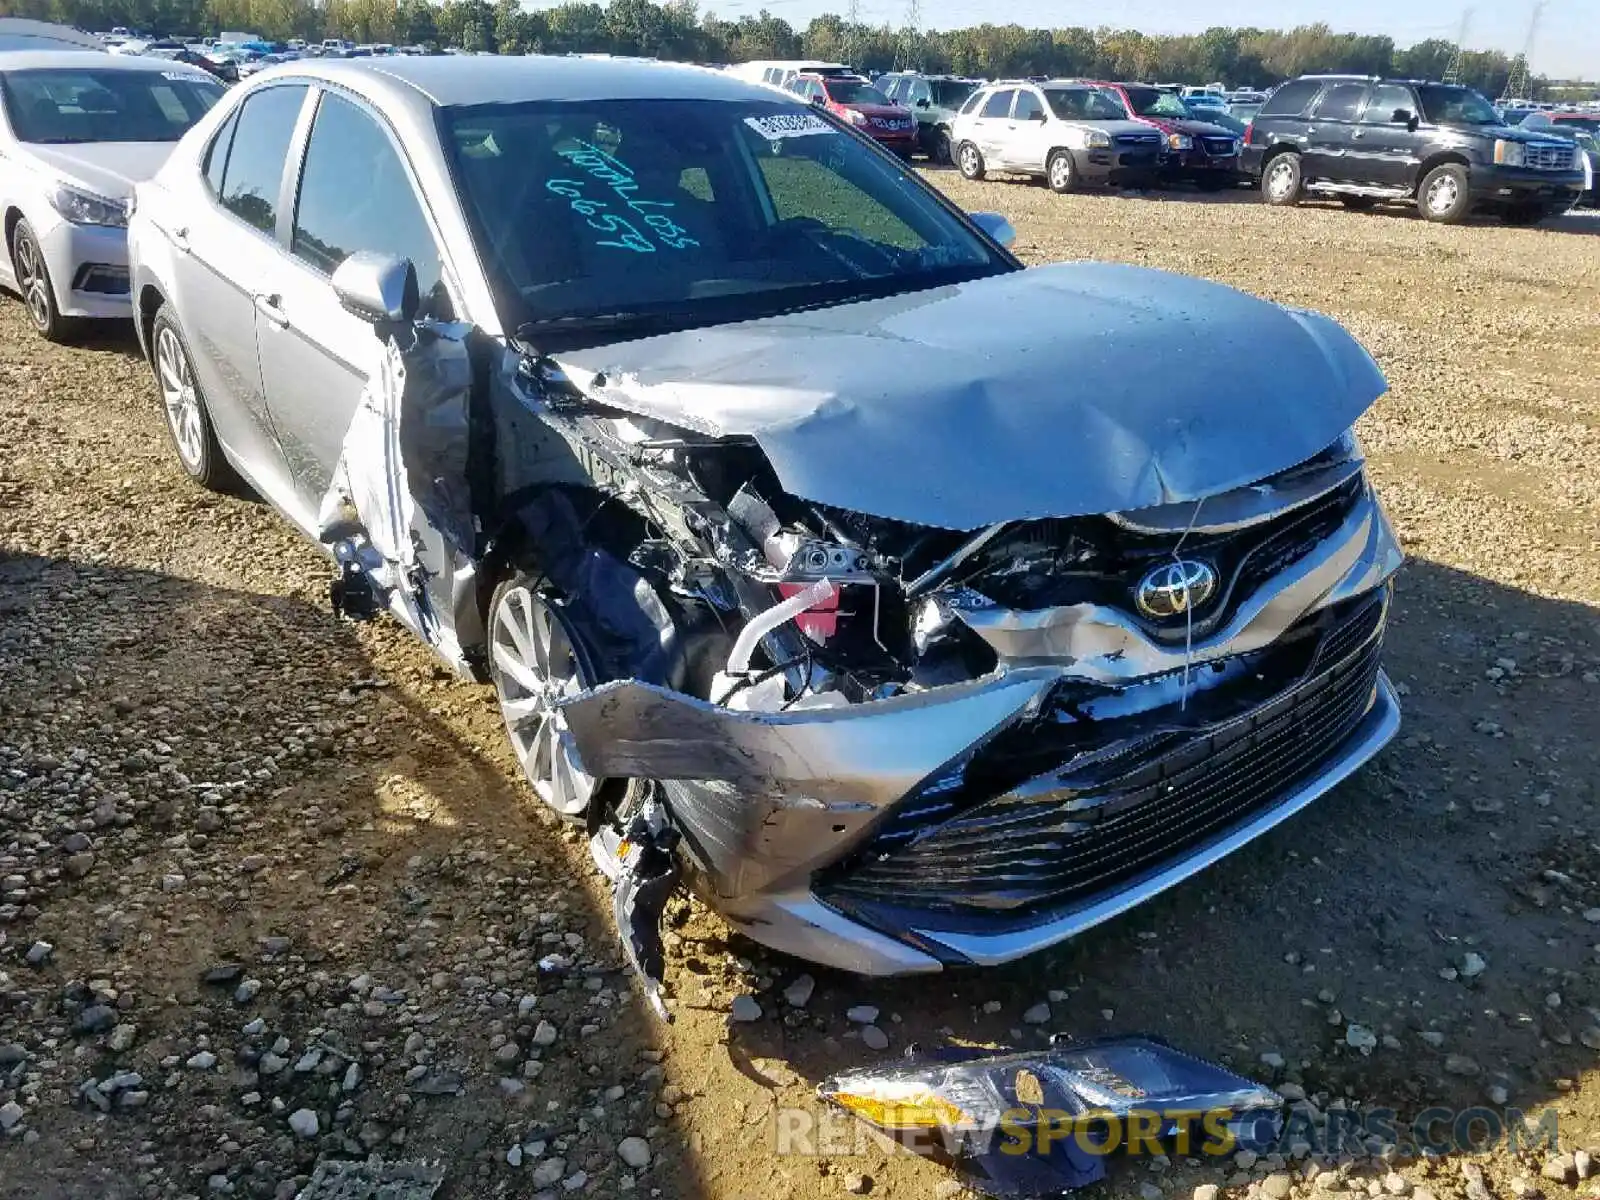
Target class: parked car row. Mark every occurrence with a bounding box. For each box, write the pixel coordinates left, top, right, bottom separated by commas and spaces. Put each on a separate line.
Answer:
0, 49, 1405, 991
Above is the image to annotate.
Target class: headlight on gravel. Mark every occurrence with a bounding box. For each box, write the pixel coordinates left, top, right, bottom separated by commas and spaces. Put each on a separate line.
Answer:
1085, 130, 1112, 149
49, 182, 131, 228
1493, 139, 1526, 167
1168, 133, 1194, 150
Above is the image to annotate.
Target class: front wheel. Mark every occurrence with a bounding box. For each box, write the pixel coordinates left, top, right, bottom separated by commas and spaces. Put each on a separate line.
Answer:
956, 141, 986, 181
1261, 153, 1303, 206
10, 219, 75, 342
1418, 163, 1471, 223
1046, 150, 1078, 194
488, 575, 602, 820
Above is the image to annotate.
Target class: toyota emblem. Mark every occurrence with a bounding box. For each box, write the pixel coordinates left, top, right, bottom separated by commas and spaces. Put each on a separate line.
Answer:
1135, 559, 1218, 620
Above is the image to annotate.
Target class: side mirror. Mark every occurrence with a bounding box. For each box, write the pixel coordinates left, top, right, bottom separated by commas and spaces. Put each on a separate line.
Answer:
916, 98, 930, 108
969, 211, 1016, 249
1031, 110, 1048, 122
810, 93, 825, 106
332, 251, 418, 328
1392, 108, 1418, 130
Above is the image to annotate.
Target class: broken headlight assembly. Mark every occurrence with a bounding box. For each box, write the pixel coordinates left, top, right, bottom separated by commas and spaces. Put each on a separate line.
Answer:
820, 1036, 1284, 1198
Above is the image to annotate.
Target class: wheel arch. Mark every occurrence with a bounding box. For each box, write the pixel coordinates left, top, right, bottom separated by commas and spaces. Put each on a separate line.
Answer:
1412, 150, 1470, 193
3, 206, 23, 258
137, 282, 167, 360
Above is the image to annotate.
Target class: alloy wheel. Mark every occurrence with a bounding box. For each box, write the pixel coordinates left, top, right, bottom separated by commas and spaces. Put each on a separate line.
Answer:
1426, 175, 1459, 216
1049, 155, 1073, 190
959, 144, 980, 175
1266, 159, 1296, 201
490, 585, 596, 816
13, 230, 51, 333
156, 325, 205, 471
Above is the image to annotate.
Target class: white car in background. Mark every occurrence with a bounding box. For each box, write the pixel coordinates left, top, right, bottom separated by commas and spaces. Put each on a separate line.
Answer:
0, 49, 222, 339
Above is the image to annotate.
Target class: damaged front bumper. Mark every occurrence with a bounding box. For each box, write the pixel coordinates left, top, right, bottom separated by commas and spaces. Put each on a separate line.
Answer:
561, 485, 1403, 977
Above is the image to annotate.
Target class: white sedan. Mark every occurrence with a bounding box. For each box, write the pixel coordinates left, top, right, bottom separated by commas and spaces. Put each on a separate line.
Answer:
0, 49, 222, 339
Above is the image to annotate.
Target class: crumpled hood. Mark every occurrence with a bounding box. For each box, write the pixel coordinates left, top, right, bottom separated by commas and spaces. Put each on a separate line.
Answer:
23, 141, 176, 199
557, 261, 1387, 530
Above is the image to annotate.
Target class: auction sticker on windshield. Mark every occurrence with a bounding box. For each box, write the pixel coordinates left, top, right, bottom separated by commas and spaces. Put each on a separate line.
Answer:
745, 113, 835, 140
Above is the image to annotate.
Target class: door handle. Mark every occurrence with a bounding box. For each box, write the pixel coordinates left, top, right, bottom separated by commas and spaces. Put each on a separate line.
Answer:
1351, 129, 1365, 139
1304, 126, 1317, 136
170, 225, 190, 252
253, 292, 289, 329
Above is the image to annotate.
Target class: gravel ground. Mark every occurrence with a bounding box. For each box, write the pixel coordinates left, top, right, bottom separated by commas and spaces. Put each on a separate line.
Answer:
1, 181, 1598, 1200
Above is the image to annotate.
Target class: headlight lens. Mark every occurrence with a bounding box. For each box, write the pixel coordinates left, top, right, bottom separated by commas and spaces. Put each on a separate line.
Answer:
1494, 139, 1526, 167
1085, 129, 1112, 149
49, 182, 131, 228
844, 108, 866, 125
1168, 133, 1194, 150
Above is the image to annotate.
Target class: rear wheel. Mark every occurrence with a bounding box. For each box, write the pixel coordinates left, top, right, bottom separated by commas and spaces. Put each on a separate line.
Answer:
956, 141, 985, 181
932, 128, 953, 165
10, 219, 75, 342
151, 306, 241, 492
488, 575, 601, 820
1046, 150, 1078, 194
1418, 163, 1471, 223
1261, 152, 1303, 206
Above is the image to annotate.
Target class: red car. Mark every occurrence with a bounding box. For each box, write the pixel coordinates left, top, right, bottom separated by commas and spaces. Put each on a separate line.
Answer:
1083, 80, 1242, 189
788, 73, 917, 156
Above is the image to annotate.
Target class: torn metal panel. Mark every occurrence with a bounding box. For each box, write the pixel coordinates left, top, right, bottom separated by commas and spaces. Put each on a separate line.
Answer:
552, 261, 1387, 529
559, 671, 1057, 895
295, 1158, 445, 1200
315, 322, 479, 673
951, 484, 1403, 677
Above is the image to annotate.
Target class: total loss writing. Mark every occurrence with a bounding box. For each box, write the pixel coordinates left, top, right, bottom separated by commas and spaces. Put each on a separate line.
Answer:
547, 139, 700, 255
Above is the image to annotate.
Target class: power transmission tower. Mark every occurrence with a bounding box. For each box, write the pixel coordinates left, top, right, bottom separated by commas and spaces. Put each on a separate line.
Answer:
1442, 8, 1471, 84
899, 0, 921, 70
843, 0, 860, 69
1498, 0, 1544, 100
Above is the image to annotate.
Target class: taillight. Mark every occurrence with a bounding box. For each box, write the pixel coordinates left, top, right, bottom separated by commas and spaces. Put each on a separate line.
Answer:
1243, 120, 1254, 145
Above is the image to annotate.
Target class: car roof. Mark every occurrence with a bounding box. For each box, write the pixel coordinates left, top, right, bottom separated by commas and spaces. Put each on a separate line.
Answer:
252, 53, 783, 109
0, 48, 209, 73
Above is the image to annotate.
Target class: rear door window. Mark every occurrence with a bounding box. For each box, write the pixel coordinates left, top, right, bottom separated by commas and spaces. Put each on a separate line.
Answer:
981, 89, 1015, 119
216, 84, 308, 235
1310, 83, 1368, 122
1258, 78, 1321, 118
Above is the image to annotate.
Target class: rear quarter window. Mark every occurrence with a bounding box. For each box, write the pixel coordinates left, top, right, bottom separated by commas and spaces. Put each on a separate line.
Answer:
1259, 78, 1322, 118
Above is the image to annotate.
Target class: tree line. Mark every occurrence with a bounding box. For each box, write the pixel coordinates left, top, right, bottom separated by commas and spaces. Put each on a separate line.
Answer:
0, 0, 1565, 98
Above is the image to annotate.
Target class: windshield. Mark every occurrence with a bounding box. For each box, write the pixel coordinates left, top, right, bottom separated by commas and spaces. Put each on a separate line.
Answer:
1045, 88, 1129, 121
824, 80, 890, 106
932, 79, 976, 107
1, 67, 222, 143
443, 98, 1008, 344
1121, 86, 1191, 118
1415, 84, 1501, 126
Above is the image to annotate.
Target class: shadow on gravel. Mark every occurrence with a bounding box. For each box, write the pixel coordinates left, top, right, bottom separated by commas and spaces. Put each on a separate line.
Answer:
722, 556, 1600, 1189
0, 551, 703, 1200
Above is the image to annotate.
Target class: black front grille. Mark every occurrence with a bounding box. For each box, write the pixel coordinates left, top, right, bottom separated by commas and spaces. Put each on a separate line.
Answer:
1116, 133, 1161, 146
1201, 135, 1238, 156
820, 591, 1387, 919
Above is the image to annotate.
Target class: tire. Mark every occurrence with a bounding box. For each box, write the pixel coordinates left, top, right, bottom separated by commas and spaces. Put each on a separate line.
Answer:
956, 140, 985, 181
9, 219, 76, 342
932, 128, 952, 166
1046, 149, 1078, 194
1417, 163, 1471, 224
1340, 195, 1377, 210
150, 306, 241, 492
1261, 152, 1303, 206
487, 572, 604, 820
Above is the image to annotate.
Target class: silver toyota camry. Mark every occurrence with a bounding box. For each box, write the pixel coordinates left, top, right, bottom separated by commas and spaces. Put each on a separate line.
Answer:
127, 55, 1403, 1005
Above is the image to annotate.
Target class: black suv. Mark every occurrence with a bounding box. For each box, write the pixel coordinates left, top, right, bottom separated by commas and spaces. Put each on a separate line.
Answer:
1241, 75, 1584, 224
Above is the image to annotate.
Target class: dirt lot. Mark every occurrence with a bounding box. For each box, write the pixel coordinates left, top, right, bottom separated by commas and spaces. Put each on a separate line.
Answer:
1, 183, 1599, 1200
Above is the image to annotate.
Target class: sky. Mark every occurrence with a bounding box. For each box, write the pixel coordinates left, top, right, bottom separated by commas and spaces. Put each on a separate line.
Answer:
695, 0, 1596, 80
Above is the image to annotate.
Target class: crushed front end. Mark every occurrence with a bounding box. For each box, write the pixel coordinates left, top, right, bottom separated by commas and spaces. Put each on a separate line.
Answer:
535, 372, 1404, 976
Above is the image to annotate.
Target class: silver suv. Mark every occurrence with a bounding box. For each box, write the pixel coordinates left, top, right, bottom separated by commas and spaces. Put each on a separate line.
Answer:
127, 55, 1401, 996
952, 80, 1165, 191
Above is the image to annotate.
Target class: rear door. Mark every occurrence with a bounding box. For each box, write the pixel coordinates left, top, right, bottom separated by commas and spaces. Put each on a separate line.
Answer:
255, 85, 457, 518
166, 82, 310, 506
1302, 82, 1368, 181
1352, 82, 1421, 187
974, 88, 1016, 163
